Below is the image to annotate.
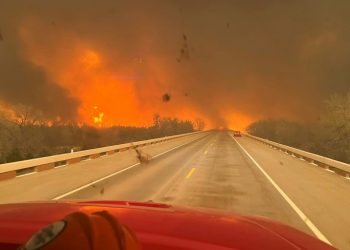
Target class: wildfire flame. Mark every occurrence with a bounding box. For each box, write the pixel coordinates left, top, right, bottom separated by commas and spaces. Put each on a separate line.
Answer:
17, 18, 252, 130
93, 113, 104, 127
92, 106, 104, 127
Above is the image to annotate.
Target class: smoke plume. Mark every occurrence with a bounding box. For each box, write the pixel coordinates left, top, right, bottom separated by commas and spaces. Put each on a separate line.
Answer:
1, 0, 350, 129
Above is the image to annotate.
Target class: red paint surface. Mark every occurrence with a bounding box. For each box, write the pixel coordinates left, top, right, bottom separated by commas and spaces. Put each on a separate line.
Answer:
0, 201, 335, 250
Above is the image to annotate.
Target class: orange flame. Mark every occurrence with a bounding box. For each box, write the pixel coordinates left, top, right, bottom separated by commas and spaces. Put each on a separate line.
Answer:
17, 18, 252, 129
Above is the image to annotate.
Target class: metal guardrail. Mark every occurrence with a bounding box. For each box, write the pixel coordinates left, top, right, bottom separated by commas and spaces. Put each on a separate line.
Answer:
245, 133, 350, 178
0, 131, 205, 181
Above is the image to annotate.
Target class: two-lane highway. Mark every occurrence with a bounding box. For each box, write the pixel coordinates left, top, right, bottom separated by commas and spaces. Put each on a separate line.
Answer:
0, 131, 349, 249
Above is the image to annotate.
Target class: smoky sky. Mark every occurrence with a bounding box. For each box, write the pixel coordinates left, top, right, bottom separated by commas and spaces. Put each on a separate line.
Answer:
1, 0, 350, 126
0, 3, 79, 120
0, 43, 79, 119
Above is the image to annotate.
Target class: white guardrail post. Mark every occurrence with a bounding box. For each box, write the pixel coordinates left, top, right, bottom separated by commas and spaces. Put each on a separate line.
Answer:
0, 131, 205, 181
244, 133, 350, 179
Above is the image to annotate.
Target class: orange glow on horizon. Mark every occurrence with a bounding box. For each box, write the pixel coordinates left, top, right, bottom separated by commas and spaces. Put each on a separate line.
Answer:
17, 18, 256, 129
225, 112, 255, 132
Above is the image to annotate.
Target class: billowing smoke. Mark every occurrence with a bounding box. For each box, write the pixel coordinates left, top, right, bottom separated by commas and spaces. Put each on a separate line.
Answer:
0, 43, 79, 120
0, 0, 350, 128
0, 3, 79, 120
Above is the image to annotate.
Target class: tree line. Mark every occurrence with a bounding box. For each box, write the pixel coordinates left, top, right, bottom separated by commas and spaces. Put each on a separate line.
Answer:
0, 111, 205, 163
247, 92, 350, 163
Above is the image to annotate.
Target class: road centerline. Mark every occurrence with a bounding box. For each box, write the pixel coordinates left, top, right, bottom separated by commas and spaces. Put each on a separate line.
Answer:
186, 168, 196, 179
52, 135, 208, 200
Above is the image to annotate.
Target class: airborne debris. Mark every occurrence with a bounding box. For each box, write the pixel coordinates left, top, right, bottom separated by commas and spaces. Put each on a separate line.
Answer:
226, 22, 230, 29
162, 93, 171, 102
0, 31, 3, 41
100, 187, 105, 195
177, 33, 191, 62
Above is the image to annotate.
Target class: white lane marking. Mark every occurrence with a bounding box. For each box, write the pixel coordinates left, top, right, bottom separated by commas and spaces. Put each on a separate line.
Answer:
230, 134, 332, 245
52, 163, 139, 200
52, 136, 202, 200
151, 138, 197, 158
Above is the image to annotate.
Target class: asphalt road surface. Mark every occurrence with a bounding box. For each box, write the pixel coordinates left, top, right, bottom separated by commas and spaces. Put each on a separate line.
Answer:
0, 131, 349, 249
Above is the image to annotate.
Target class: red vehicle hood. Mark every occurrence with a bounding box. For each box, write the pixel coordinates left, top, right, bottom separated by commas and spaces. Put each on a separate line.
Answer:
0, 200, 334, 250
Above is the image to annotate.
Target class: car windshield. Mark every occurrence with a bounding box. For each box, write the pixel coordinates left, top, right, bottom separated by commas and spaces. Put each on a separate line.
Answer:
0, 1, 349, 250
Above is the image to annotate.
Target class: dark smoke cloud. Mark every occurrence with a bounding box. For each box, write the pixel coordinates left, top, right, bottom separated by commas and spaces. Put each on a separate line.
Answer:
0, 44, 79, 119
1, 0, 350, 126
0, 2, 79, 120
